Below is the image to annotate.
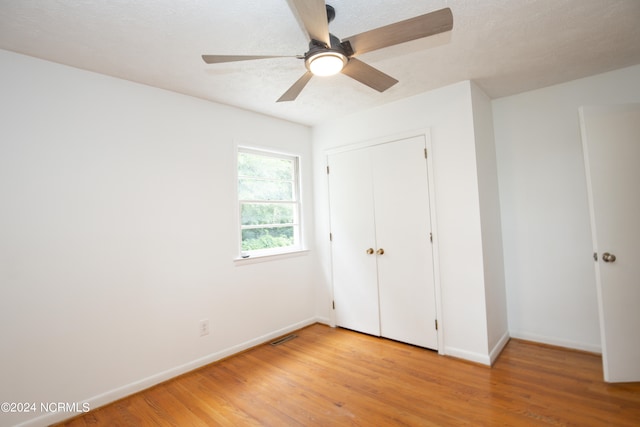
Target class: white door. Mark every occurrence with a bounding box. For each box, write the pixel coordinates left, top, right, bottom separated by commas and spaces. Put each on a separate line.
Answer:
328, 135, 437, 349
580, 104, 640, 382
372, 137, 437, 349
328, 148, 380, 336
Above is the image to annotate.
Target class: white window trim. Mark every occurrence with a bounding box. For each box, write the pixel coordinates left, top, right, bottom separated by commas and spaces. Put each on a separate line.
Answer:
233, 248, 309, 265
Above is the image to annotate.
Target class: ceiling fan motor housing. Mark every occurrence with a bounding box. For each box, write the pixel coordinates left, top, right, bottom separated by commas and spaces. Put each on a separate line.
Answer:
305, 31, 352, 75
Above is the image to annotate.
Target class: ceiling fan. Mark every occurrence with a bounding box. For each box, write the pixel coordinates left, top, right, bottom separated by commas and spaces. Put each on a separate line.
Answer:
202, 0, 453, 102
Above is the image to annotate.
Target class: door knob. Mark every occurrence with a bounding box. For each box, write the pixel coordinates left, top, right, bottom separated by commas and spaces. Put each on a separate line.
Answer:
602, 252, 617, 263
377, 248, 385, 255
366, 248, 374, 255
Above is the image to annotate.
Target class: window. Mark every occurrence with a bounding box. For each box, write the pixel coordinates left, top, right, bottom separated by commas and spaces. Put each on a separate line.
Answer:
237, 148, 301, 257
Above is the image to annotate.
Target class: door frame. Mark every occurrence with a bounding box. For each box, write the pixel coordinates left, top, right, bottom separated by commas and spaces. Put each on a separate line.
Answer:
325, 129, 444, 354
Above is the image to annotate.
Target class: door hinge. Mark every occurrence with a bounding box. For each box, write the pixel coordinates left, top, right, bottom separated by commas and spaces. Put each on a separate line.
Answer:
430, 232, 433, 243
326, 165, 330, 174
435, 319, 438, 330
332, 300, 335, 310
424, 148, 428, 159
329, 232, 333, 242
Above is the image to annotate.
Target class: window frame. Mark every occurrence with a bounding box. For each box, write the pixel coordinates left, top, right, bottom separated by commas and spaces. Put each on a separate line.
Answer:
236, 146, 304, 260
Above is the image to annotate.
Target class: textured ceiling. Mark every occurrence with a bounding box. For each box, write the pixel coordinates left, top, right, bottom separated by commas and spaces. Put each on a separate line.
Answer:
1, 0, 640, 126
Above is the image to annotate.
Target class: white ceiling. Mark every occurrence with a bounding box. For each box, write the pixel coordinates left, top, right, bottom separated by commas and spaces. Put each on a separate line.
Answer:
1, 0, 639, 126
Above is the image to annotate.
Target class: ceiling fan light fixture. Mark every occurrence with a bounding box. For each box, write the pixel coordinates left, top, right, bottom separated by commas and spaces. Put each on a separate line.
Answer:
306, 51, 347, 76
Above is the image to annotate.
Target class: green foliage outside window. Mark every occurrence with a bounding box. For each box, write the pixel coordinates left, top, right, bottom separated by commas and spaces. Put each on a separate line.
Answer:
241, 227, 294, 251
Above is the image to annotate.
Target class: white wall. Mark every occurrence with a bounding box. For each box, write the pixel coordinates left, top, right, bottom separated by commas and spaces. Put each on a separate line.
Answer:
492, 64, 640, 352
470, 82, 509, 360
0, 49, 316, 427
312, 81, 507, 365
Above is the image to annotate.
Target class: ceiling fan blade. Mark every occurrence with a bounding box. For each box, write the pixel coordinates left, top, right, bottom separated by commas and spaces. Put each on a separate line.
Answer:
341, 58, 398, 92
277, 71, 313, 102
344, 7, 453, 56
202, 55, 297, 64
286, 0, 331, 46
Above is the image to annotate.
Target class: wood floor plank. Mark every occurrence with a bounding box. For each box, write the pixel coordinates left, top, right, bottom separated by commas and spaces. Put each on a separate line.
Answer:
54, 324, 640, 426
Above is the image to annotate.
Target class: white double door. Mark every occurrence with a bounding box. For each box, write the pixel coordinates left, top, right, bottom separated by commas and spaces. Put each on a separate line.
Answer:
328, 135, 437, 349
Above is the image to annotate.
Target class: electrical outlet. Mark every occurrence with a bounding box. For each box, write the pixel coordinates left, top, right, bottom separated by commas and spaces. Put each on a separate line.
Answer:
199, 319, 209, 337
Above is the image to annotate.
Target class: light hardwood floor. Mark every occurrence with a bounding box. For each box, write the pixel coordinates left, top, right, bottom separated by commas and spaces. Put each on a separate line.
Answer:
55, 324, 640, 426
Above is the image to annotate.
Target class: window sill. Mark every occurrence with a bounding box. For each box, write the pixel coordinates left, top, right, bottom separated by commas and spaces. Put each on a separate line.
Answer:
233, 249, 310, 266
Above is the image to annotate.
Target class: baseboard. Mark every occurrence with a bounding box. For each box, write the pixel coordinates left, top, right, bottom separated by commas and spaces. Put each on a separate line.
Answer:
509, 330, 601, 354
444, 346, 492, 366
489, 331, 510, 365
18, 317, 320, 427
441, 330, 510, 367
314, 315, 332, 326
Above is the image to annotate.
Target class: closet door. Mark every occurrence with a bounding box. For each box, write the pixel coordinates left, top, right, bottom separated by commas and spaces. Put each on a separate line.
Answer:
372, 136, 437, 349
328, 135, 437, 349
328, 148, 380, 336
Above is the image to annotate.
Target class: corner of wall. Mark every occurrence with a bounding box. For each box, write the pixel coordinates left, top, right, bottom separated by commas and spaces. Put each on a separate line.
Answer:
469, 81, 509, 353
444, 346, 492, 366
